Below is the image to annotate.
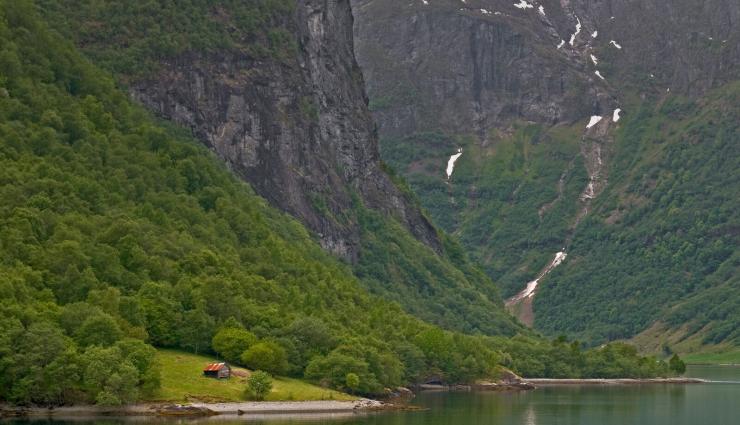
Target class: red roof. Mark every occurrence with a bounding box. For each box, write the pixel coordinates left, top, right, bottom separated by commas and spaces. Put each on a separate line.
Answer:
204, 362, 227, 372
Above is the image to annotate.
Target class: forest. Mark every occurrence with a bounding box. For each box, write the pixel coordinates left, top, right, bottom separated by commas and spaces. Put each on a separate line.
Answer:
0, 0, 681, 406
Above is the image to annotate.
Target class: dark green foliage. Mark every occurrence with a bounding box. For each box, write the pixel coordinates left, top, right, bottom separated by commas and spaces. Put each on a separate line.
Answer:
354, 202, 520, 336
380, 125, 587, 298
37, 0, 297, 76
0, 1, 674, 405
669, 354, 686, 375
39, 0, 525, 343
240, 341, 289, 376
0, 1, 516, 402
245, 370, 273, 401
535, 88, 740, 345
212, 327, 258, 364
492, 337, 672, 379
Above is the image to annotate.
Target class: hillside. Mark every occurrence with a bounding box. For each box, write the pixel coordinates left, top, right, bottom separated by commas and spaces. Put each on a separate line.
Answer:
153, 350, 354, 402
0, 1, 514, 404
352, 0, 739, 348
34, 0, 521, 337
0, 0, 683, 407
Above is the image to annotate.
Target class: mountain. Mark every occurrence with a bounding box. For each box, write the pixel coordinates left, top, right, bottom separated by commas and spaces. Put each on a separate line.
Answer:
0, 1, 677, 406
36, 0, 520, 336
0, 0, 512, 403
352, 0, 739, 347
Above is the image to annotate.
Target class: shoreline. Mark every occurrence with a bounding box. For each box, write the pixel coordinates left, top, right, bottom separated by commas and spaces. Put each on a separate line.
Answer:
0, 399, 395, 418
525, 377, 707, 385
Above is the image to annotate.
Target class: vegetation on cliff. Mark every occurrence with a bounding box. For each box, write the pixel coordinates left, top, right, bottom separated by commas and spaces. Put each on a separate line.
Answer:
0, 1, 680, 407
35, 0, 523, 338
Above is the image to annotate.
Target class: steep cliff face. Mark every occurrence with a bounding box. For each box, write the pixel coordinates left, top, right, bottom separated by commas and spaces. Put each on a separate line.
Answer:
354, 0, 739, 139
130, 0, 440, 262
353, 0, 740, 345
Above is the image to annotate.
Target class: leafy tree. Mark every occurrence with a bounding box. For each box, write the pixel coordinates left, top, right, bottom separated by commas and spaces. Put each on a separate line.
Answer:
345, 373, 360, 394
212, 327, 258, 364
669, 354, 686, 375
245, 370, 273, 401
241, 341, 289, 375
74, 314, 123, 347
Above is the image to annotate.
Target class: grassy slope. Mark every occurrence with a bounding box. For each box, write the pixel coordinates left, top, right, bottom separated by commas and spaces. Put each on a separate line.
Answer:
153, 350, 354, 402
682, 350, 740, 365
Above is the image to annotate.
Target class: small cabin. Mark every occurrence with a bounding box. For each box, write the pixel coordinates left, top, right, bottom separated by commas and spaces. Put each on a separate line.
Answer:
203, 362, 231, 379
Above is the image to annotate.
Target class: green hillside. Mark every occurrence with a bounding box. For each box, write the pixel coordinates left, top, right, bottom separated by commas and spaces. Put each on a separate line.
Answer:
0, 1, 509, 404
0, 0, 684, 407
380, 86, 739, 348
35, 0, 520, 338
153, 349, 354, 402
536, 88, 740, 345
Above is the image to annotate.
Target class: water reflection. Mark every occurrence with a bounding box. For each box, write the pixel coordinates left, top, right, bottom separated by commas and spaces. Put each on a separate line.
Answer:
4, 366, 739, 425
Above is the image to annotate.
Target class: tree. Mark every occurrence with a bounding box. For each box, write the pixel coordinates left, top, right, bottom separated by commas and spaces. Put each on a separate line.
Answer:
211, 327, 257, 364
245, 370, 272, 401
345, 373, 360, 394
241, 341, 289, 375
669, 354, 686, 375
74, 314, 123, 347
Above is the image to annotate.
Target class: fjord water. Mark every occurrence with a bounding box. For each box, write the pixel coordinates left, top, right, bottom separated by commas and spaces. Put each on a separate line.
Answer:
6, 366, 739, 425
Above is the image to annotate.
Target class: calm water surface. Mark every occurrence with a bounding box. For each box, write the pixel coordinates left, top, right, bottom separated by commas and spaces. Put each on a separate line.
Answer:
6, 365, 739, 425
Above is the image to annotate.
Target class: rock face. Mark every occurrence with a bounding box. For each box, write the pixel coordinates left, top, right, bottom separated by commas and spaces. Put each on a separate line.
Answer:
353, 0, 739, 139
351, 0, 740, 337
130, 0, 440, 261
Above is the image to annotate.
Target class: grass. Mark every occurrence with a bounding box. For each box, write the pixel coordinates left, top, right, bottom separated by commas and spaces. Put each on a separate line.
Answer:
150, 349, 356, 402
683, 350, 740, 365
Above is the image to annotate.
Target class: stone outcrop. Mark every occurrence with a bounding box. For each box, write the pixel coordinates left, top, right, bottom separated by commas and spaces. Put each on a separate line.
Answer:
353, 0, 739, 140
130, 0, 441, 261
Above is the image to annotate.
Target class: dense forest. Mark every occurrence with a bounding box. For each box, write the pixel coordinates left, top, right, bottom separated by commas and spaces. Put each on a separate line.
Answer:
381, 92, 739, 346
0, 0, 681, 406
35, 0, 521, 338
536, 89, 740, 344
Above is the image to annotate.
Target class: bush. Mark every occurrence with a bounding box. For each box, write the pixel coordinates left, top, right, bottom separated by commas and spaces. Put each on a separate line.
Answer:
245, 371, 273, 401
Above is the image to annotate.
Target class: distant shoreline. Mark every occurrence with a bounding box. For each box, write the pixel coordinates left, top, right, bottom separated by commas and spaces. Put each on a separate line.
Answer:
525, 377, 707, 385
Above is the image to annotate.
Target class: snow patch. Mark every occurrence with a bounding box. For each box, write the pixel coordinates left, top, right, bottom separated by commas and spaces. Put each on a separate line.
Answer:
480, 8, 492, 15
569, 17, 582, 46
513, 1, 534, 9
538, 5, 546, 16
586, 115, 603, 129
446, 149, 463, 179
510, 251, 568, 301
590, 54, 599, 65
557, 40, 565, 49
613, 108, 622, 122
592, 30, 598, 38
610, 40, 622, 49
595, 70, 605, 80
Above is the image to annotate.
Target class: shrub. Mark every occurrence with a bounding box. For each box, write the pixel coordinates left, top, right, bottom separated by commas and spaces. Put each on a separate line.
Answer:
245, 370, 273, 401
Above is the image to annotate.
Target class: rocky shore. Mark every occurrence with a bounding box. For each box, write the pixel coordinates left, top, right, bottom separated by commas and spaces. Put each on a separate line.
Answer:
0, 399, 390, 418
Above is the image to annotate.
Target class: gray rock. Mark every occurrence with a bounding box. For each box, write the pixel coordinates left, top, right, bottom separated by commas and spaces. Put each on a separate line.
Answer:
129, 0, 441, 262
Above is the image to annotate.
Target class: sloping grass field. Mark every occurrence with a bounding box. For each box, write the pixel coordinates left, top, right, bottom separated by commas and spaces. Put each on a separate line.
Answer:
151, 349, 356, 402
